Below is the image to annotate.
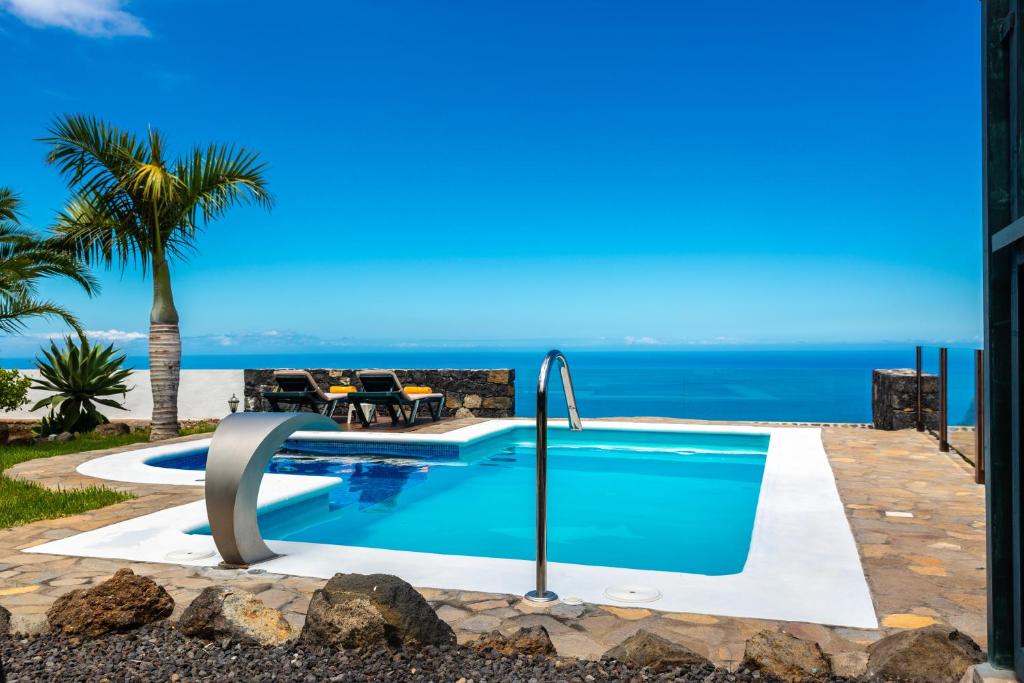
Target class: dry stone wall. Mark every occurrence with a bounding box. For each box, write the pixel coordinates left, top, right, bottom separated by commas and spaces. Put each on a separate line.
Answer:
872, 368, 938, 431
244, 368, 515, 418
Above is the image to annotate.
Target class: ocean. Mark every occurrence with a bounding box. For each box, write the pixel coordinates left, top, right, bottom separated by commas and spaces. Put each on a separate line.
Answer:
2, 348, 979, 425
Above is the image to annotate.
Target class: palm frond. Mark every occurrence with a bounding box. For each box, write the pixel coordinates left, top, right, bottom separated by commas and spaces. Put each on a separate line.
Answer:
40, 114, 143, 204
42, 118, 274, 271
131, 128, 182, 207
0, 187, 98, 337
176, 143, 274, 231
51, 193, 151, 273
0, 231, 99, 296
0, 187, 24, 224
0, 295, 84, 338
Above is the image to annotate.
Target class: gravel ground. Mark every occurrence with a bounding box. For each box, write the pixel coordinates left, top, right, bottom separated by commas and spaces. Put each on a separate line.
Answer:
0, 623, 841, 683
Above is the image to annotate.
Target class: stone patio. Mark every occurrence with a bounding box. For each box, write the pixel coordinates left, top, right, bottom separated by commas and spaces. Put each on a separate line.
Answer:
0, 418, 987, 671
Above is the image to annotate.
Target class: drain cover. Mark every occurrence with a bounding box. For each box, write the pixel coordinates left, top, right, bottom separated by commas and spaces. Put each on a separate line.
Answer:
604, 584, 662, 603
561, 596, 584, 606
165, 549, 215, 562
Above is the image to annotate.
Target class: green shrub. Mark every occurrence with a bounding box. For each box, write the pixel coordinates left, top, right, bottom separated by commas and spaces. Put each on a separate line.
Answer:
31, 336, 132, 435
0, 368, 30, 412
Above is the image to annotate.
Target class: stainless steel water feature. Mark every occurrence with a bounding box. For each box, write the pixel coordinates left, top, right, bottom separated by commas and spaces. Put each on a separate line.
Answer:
205, 412, 340, 566
525, 349, 583, 603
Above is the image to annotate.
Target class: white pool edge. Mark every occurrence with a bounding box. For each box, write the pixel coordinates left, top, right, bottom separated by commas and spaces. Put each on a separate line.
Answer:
28, 419, 878, 629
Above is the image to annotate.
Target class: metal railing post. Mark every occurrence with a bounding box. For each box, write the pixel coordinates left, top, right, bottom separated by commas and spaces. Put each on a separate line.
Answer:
975, 349, 986, 485
939, 347, 949, 453
526, 349, 583, 604
916, 345, 924, 432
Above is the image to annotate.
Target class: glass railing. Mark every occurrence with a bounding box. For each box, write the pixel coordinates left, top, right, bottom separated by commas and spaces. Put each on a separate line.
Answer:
917, 345, 983, 483
946, 347, 980, 427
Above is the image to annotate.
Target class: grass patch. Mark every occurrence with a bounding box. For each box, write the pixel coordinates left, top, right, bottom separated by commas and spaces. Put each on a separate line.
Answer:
0, 478, 134, 528
0, 430, 148, 528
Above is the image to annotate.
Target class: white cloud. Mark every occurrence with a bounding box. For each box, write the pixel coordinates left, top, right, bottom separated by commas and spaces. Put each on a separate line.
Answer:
86, 329, 147, 342
0, 0, 149, 37
624, 336, 661, 346
181, 331, 351, 353
33, 328, 147, 342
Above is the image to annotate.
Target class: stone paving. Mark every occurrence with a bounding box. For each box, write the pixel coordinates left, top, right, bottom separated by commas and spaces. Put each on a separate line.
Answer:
821, 427, 986, 641
0, 418, 988, 671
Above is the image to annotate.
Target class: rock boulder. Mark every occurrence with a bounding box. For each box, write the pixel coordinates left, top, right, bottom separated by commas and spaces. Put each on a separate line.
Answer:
740, 630, 831, 682
603, 629, 712, 673
0, 605, 9, 635
47, 569, 174, 637
94, 422, 131, 436
6, 431, 35, 446
830, 651, 869, 679
177, 586, 292, 646
867, 625, 984, 683
301, 573, 454, 650
473, 626, 556, 657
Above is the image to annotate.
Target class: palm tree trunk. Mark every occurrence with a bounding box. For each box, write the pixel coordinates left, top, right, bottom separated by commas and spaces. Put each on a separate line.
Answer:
149, 257, 180, 441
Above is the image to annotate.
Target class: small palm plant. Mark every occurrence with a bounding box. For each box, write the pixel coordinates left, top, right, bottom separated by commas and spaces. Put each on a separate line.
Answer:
31, 336, 133, 435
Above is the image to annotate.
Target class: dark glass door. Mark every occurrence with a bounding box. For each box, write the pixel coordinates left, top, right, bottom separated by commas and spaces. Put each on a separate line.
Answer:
1013, 251, 1024, 679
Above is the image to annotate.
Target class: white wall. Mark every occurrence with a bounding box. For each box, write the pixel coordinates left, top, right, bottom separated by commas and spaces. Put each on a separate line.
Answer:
5, 369, 244, 421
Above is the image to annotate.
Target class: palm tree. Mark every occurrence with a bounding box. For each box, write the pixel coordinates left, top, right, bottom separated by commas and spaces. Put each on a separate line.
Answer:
42, 115, 273, 440
0, 187, 96, 336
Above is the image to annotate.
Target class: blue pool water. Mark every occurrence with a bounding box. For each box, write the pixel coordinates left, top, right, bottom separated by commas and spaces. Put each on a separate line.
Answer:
153, 427, 769, 575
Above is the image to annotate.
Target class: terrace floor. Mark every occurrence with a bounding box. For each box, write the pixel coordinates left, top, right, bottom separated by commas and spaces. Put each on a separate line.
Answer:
0, 418, 986, 669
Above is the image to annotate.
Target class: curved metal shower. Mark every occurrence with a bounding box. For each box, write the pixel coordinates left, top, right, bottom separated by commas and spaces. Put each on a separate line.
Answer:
205, 412, 340, 566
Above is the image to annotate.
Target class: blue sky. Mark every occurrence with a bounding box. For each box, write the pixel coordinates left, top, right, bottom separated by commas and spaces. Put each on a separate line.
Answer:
0, 1, 982, 354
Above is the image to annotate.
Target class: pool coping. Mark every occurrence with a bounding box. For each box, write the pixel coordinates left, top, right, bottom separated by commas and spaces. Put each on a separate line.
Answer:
25, 419, 878, 629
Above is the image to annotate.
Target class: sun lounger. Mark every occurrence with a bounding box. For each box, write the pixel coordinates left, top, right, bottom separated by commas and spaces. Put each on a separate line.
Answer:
262, 370, 354, 420
348, 370, 444, 427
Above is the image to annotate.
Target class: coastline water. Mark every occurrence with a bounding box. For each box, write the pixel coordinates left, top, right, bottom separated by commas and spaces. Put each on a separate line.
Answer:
0, 348, 979, 425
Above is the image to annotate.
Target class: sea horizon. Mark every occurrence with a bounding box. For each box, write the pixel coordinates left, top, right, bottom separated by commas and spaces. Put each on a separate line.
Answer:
0, 346, 980, 426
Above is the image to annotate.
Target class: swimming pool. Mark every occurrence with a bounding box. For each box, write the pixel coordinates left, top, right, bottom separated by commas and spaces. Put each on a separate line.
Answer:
152, 427, 768, 575
27, 420, 877, 627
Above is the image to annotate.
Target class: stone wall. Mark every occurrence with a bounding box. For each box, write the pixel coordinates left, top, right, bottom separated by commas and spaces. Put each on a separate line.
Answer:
872, 368, 938, 431
243, 368, 515, 419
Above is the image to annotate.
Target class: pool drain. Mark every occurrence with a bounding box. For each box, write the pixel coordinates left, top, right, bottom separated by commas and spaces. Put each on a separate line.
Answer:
165, 549, 215, 562
604, 584, 662, 603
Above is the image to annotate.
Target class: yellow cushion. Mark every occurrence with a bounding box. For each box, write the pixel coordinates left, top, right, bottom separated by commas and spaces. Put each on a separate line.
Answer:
403, 386, 433, 394
328, 385, 356, 393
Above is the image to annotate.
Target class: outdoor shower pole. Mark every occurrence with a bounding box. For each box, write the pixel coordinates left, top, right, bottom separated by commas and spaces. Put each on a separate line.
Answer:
527, 350, 583, 604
